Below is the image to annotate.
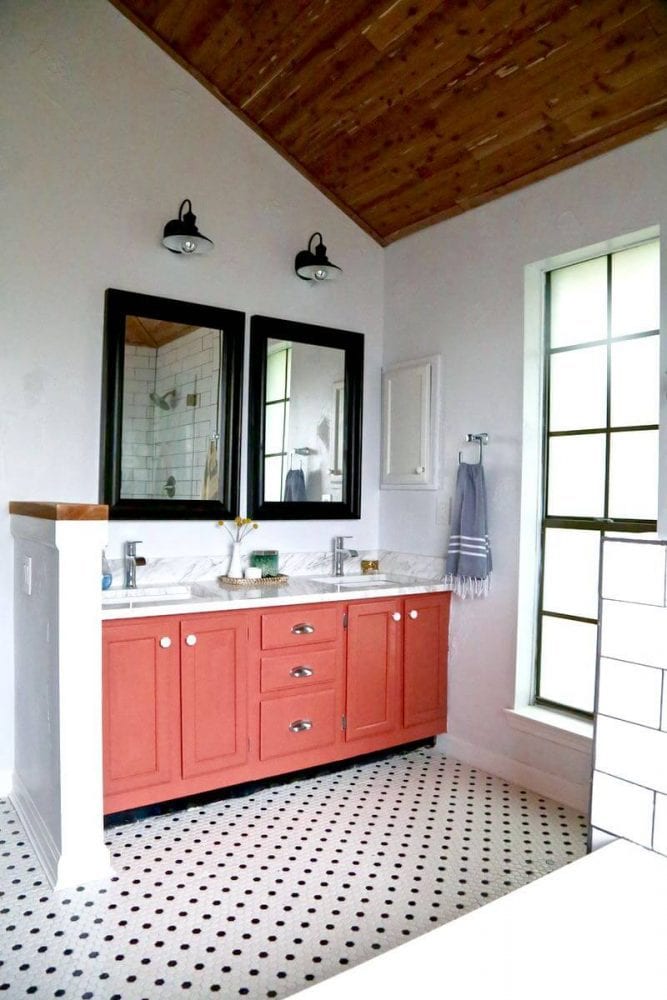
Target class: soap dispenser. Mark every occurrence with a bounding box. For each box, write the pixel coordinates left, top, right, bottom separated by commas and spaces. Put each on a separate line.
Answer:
101, 548, 113, 591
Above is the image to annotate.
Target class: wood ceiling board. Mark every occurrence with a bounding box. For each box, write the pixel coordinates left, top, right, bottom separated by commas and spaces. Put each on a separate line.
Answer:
110, 0, 667, 245
125, 316, 200, 348
306, 2, 658, 185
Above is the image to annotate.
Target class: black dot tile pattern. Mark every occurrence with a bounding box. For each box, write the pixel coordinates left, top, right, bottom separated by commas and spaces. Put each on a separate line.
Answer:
0, 748, 587, 998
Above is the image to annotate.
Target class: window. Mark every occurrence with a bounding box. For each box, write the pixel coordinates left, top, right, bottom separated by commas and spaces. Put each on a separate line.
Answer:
263, 342, 291, 501
535, 239, 660, 717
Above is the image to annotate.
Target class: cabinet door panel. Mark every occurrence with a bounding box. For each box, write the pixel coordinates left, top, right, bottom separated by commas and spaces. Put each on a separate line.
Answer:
346, 599, 400, 741
404, 594, 449, 729
103, 619, 180, 796
180, 613, 248, 779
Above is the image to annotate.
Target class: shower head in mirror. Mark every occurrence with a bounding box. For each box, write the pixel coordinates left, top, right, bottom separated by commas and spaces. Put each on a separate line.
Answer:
149, 389, 176, 410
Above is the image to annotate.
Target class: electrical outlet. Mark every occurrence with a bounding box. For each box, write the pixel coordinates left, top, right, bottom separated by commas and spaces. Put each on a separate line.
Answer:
22, 556, 32, 596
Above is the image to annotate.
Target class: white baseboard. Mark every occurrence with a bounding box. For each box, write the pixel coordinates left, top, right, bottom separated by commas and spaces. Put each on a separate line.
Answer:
0, 769, 13, 797
437, 734, 590, 813
10, 773, 59, 888
9, 773, 114, 890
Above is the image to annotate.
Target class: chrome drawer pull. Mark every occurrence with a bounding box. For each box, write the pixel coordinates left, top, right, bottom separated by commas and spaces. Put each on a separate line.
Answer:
290, 666, 314, 678
291, 623, 315, 635
289, 719, 313, 733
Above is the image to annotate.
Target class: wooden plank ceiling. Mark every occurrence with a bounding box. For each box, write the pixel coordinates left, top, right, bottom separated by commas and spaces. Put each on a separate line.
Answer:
111, 0, 667, 245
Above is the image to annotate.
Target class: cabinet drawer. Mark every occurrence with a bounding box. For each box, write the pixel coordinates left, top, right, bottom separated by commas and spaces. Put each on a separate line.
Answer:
260, 606, 339, 650
260, 689, 337, 760
260, 648, 337, 694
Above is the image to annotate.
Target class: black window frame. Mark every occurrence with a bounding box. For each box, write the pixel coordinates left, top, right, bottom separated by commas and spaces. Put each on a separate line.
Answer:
535, 247, 660, 718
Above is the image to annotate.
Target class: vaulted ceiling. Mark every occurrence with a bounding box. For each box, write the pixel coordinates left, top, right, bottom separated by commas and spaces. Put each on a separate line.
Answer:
111, 0, 667, 245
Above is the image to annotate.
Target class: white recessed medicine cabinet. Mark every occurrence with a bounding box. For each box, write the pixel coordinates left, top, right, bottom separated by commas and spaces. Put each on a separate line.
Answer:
381, 355, 440, 489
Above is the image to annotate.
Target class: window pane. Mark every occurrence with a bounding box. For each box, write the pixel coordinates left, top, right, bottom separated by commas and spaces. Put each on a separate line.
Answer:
610, 335, 659, 428
539, 616, 597, 713
611, 240, 660, 338
266, 348, 287, 402
549, 345, 607, 431
264, 455, 284, 502
542, 528, 600, 619
265, 401, 285, 453
608, 430, 658, 521
550, 257, 607, 348
547, 434, 606, 517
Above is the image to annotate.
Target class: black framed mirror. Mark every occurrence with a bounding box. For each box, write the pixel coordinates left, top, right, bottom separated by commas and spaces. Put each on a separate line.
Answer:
248, 315, 363, 520
101, 289, 244, 520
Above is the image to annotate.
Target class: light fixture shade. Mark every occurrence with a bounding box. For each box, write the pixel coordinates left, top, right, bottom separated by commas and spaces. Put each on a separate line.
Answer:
161, 199, 214, 255
295, 232, 341, 281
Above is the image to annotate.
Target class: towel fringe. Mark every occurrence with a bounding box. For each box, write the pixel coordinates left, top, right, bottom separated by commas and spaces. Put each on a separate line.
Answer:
443, 574, 490, 599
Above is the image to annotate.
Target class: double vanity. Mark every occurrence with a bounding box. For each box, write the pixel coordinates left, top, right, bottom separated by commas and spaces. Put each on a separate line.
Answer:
9, 291, 448, 888
101, 574, 451, 815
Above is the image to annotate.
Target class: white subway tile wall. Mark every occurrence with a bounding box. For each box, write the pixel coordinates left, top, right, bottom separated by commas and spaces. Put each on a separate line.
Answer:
591, 539, 667, 856
122, 329, 221, 500
590, 772, 654, 847
652, 793, 667, 855
597, 657, 663, 729
601, 539, 666, 606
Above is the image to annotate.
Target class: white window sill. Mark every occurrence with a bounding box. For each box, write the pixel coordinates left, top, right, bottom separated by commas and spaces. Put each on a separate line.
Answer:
504, 706, 593, 753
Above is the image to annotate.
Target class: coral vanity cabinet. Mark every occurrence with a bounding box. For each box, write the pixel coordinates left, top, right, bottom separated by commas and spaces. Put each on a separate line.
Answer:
102, 591, 451, 814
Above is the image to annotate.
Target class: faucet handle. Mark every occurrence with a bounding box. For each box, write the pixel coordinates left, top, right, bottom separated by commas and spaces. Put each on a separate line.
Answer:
334, 535, 353, 546
125, 540, 142, 556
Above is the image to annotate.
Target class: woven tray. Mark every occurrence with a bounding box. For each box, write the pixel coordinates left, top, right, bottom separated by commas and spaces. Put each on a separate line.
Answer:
217, 574, 289, 587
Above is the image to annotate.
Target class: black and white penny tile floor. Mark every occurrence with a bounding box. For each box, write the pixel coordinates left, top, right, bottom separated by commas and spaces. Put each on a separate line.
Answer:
0, 748, 587, 998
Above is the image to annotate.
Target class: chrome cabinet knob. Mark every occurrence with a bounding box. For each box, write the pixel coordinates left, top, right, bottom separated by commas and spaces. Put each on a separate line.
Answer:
159, 636, 172, 649
392, 611, 401, 622
185, 634, 197, 646
409, 610, 419, 620
415, 466, 425, 474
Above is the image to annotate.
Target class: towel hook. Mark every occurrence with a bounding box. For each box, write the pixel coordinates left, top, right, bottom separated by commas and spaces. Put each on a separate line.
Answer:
458, 432, 489, 465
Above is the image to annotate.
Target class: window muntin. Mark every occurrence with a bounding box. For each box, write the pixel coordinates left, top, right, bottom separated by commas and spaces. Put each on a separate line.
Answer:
536, 238, 660, 717
263, 345, 291, 502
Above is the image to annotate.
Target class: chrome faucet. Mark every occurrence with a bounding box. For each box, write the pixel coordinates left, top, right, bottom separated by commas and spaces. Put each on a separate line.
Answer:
333, 535, 358, 576
124, 540, 142, 589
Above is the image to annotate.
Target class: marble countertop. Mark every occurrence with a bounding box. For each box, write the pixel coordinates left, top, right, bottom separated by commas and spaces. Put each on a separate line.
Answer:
101, 574, 450, 620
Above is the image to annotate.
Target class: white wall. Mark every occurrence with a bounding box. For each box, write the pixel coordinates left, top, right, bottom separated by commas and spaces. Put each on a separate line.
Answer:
381, 129, 667, 802
0, 0, 384, 779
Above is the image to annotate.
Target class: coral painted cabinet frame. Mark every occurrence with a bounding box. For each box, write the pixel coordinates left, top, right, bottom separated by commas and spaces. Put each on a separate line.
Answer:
403, 593, 449, 729
180, 612, 249, 779
345, 598, 401, 741
102, 617, 181, 798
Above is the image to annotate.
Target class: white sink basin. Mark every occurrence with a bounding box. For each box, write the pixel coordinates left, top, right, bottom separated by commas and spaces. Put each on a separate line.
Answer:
102, 584, 191, 604
311, 574, 402, 588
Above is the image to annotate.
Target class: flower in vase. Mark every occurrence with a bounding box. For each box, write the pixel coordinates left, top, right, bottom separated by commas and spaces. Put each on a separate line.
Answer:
217, 517, 259, 543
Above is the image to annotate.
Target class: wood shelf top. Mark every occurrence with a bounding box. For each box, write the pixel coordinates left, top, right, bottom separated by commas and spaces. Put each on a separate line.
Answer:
9, 502, 109, 521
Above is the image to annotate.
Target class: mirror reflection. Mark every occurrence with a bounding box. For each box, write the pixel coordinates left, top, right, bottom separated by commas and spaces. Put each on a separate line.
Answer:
122, 318, 224, 501
263, 338, 346, 503
247, 315, 363, 521
101, 289, 244, 520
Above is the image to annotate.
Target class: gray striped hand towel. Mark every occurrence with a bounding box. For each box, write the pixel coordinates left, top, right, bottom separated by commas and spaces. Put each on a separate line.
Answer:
444, 462, 492, 598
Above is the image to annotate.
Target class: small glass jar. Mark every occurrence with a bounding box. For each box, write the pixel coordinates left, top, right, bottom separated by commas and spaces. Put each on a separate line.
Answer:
249, 550, 279, 577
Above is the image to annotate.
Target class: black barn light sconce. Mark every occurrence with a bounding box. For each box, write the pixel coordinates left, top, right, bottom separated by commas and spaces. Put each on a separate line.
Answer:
161, 199, 214, 255
294, 232, 341, 281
